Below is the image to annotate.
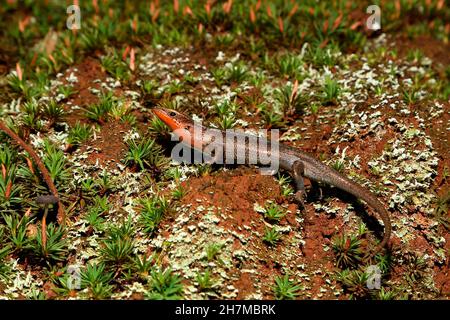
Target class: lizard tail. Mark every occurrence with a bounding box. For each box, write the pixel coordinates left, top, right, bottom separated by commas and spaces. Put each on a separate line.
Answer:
341, 181, 392, 256
316, 169, 392, 256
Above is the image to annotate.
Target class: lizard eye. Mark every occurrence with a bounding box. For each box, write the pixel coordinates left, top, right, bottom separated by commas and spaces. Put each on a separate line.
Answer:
169, 111, 177, 117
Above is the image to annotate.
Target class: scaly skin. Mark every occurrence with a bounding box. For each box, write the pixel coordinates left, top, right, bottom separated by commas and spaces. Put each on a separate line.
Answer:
153, 107, 391, 255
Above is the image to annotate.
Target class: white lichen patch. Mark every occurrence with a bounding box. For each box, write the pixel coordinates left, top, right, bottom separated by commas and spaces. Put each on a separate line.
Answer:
1, 261, 44, 299
150, 204, 240, 299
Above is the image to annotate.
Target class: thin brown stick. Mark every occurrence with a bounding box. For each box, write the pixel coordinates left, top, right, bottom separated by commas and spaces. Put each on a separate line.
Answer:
42, 206, 49, 249
0, 121, 65, 224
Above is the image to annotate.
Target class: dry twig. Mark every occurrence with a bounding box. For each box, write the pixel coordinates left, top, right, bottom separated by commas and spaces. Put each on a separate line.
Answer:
0, 121, 66, 227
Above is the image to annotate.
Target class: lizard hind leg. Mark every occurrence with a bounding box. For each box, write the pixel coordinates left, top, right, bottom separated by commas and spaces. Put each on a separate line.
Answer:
292, 160, 307, 207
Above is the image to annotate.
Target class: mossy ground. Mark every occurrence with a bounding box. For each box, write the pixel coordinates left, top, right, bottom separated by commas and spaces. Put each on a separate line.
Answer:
0, 1, 449, 300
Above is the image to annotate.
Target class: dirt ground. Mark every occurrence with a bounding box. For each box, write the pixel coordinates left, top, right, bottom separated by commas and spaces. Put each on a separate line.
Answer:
0, 1, 448, 300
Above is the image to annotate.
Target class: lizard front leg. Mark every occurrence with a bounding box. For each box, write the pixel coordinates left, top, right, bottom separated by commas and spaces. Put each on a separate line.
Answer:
292, 160, 307, 207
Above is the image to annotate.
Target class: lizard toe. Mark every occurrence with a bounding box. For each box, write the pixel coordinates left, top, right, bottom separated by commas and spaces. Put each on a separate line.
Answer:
294, 190, 306, 208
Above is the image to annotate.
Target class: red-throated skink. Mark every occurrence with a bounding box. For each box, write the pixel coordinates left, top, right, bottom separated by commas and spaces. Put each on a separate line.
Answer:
153, 107, 391, 255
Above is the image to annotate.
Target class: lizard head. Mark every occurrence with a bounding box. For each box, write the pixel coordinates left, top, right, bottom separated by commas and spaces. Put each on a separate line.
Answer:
152, 108, 195, 132
153, 108, 208, 149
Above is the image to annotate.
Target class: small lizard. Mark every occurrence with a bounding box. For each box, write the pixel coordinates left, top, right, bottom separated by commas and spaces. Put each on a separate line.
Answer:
153, 107, 391, 255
